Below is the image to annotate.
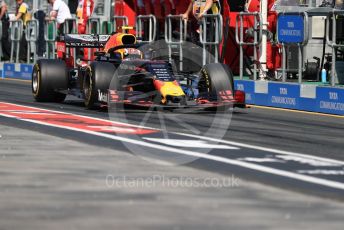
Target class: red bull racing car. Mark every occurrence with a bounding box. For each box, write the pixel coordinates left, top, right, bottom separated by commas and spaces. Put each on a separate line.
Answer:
32, 32, 245, 109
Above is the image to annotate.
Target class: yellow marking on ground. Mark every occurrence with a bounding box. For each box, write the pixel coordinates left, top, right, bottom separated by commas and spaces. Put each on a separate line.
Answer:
0, 78, 30, 83
249, 105, 343, 118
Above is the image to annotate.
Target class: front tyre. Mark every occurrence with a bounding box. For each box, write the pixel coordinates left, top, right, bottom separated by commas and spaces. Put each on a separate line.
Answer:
32, 59, 68, 102
83, 62, 116, 109
198, 63, 234, 101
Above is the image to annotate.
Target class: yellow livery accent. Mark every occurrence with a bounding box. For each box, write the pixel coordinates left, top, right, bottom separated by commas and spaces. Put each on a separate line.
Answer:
159, 82, 185, 104
121, 26, 134, 30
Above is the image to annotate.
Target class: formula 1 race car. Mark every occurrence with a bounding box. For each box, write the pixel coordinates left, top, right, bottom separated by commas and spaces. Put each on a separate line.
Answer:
32, 32, 245, 109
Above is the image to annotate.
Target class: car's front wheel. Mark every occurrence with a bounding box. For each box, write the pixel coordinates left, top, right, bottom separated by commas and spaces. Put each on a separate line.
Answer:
83, 62, 116, 108
198, 63, 234, 101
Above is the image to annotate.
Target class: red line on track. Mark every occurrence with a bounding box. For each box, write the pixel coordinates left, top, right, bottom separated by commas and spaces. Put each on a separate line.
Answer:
0, 102, 157, 135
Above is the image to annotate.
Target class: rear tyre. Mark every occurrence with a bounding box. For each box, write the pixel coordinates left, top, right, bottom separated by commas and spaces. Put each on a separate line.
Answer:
32, 59, 68, 102
198, 63, 234, 101
83, 62, 116, 109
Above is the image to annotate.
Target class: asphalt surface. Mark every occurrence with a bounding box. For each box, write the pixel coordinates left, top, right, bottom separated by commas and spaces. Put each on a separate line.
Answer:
0, 78, 344, 229
2, 124, 344, 230
1, 79, 343, 159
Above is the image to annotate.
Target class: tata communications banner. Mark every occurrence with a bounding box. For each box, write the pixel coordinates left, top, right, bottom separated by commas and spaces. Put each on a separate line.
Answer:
316, 87, 344, 115
277, 15, 305, 44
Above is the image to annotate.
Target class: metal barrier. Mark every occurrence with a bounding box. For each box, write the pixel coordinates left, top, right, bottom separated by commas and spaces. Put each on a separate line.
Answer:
0, 21, 2, 61
86, 17, 101, 61
26, 20, 38, 64
64, 18, 77, 67
165, 15, 187, 71
278, 12, 309, 84
101, 21, 110, 34
235, 12, 262, 80
64, 18, 78, 34
112, 16, 129, 33
136, 15, 156, 43
326, 10, 344, 86
199, 14, 223, 66
44, 19, 57, 59
86, 17, 101, 34
10, 20, 23, 63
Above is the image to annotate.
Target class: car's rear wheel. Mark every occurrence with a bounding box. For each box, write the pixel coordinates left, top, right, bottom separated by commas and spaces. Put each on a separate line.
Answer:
198, 63, 234, 101
83, 62, 116, 109
32, 59, 68, 102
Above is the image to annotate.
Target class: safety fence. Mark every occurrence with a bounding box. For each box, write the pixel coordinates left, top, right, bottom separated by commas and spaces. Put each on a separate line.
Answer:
0, 13, 224, 63
165, 15, 187, 71
326, 10, 344, 86
0, 12, 343, 116
1, 16, 132, 63
136, 14, 157, 43
164, 14, 223, 71
235, 12, 262, 80
0, 11, 342, 87
235, 10, 344, 88
10, 20, 23, 63
278, 12, 309, 84
44, 19, 57, 60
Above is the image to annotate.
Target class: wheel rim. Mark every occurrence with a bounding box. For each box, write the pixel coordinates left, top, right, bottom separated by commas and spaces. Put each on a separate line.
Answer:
198, 71, 211, 97
83, 72, 92, 101
32, 66, 39, 93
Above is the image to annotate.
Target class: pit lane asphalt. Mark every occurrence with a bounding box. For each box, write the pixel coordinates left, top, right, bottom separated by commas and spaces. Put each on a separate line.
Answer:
1, 79, 342, 160
2, 123, 344, 230
1, 78, 344, 229
1, 79, 344, 195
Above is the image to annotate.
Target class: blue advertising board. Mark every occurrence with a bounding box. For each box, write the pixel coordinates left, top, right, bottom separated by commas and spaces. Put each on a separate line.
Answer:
316, 87, 344, 115
19, 64, 33, 80
267, 82, 300, 109
277, 15, 305, 44
3, 63, 16, 78
299, 97, 317, 112
234, 80, 255, 104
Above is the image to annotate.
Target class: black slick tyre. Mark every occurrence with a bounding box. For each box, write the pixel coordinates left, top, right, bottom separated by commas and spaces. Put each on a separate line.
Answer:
198, 63, 234, 100
83, 62, 116, 109
32, 59, 68, 102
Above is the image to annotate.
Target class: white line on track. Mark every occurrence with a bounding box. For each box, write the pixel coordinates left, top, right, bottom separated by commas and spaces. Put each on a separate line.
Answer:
2, 102, 343, 164
1, 102, 344, 190
2, 115, 344, 190
172, 132, 344, 165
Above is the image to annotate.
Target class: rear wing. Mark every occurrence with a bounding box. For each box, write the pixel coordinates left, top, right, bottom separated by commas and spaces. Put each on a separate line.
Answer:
60, 34, 111, 48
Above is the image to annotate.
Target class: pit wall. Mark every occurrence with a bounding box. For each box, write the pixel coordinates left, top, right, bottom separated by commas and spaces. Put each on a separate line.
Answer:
0, 62, 343, 116
234, 80, 344, 115
0, 63, 33, 80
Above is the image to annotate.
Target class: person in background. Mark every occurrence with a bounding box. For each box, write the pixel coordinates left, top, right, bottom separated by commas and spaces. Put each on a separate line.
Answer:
161, 0, 176, 16
136, 0, 145, 15
182, 0, 221, 21
182, 0, 221, 44
224, 0, 245, 12
0, 0, 10, 60
245, 0, 281, 79
15, 0, 31, 62
76, 0, 94, 63
68, 0, 79, 15
76, 0, 94, 34
47, 0, 72, 34
15, 0, 30, 24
